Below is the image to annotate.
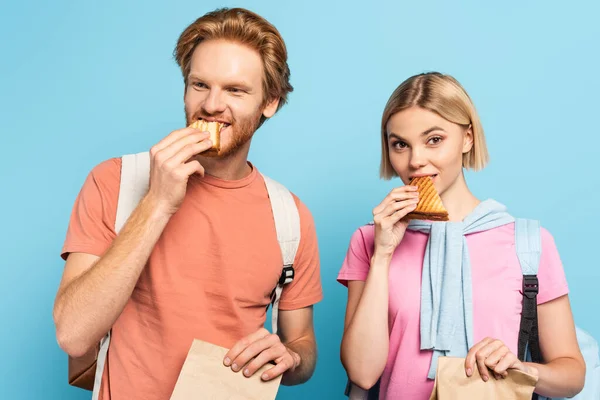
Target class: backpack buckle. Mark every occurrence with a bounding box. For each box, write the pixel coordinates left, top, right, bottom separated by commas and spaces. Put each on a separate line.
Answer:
279, 265, 295, 285
522, 275, 539, 299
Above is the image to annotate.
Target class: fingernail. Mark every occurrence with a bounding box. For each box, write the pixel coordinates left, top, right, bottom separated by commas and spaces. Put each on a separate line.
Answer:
232, 363, 238, 371
262, 373, 268, 380
483, 375, 488, 382
466, 368, 472, 376
244, 369, 250, 376
224, 357, 231, 366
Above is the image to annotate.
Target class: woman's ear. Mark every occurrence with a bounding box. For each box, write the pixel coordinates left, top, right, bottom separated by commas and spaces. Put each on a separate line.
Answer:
463, 124, 474, 154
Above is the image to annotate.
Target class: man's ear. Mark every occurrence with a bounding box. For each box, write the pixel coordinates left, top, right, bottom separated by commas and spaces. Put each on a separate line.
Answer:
262, 97, 280, 119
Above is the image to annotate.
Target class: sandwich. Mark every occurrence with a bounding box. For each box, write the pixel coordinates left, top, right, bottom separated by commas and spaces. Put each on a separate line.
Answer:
189, 120, 223, 155
405, 176, 449, 221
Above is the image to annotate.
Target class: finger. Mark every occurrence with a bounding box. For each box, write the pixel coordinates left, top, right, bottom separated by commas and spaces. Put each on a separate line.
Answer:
385, 202, 418, 225
373, 187, 419, 215
259, 354, 296, 381
387, 186, 419, 199
476, 352, 490, 381
178, 160, 205, 178
155, 131, 210, 163
475, 340, 505, 381
224, 328, 270, 367
166, 139, 214, 167
242, 343, 287, 377
484, 345, 510, 371
380, 198, 420, 218
152, 127, 201, 153
230, 333, 279, 372
494, 353, 519, 376
397, 185, 419, 194
465, 337, 494, 376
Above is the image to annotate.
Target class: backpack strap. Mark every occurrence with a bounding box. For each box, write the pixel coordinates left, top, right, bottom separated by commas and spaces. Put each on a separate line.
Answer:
514, 218, 543, 400
92, 151, 150, 400
261, 173, 300, 335
115, 152, 151, 232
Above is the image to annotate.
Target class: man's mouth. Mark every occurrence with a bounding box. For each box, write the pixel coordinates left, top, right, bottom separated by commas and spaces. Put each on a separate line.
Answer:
198, 117, 231, 128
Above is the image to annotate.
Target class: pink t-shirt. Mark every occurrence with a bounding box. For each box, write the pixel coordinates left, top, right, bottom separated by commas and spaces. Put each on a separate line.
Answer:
337, 222, 569, 400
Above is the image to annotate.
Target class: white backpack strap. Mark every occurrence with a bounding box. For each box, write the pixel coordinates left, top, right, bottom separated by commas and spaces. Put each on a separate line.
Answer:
262, 174, 301, 335
115, 151, 151, 233
92, 151, 150, 400
515, 218, 542, 276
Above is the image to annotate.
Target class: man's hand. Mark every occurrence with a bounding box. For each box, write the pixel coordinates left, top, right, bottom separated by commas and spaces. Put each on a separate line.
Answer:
147, 127, 213, 216
223, 328, 301, 381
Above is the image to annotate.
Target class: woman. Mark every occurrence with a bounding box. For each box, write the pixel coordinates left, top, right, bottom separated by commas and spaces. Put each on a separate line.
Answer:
338, 72, 585, 399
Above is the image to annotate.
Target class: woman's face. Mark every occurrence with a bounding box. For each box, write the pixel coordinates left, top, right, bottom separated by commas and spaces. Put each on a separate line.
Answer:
386, 106, 473, 196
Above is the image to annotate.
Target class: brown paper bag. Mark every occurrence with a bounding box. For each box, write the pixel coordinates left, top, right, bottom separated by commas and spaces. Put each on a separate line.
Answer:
170, 339, 282, 400
429, 356, 538, 400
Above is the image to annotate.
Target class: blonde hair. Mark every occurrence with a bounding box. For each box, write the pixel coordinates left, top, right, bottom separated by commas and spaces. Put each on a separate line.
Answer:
380, 72, 489, 179
173, 8, 293, 118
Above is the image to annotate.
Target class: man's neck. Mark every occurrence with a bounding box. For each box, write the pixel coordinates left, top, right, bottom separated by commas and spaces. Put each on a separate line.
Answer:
196, 147, 252, 181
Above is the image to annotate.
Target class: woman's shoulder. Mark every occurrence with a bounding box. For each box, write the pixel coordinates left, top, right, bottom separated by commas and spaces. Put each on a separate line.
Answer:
468, 219, 556, 245
347, 223, 375, 252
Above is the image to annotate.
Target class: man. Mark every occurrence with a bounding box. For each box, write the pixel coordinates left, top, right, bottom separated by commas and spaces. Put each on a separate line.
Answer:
53, 7, 322, 400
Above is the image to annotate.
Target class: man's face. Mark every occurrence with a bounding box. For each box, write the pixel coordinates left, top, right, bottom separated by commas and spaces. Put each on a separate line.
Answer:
184, 39, 279, 158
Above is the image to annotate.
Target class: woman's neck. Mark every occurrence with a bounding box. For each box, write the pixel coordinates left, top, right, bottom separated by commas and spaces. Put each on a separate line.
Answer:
440, 172, 480, 222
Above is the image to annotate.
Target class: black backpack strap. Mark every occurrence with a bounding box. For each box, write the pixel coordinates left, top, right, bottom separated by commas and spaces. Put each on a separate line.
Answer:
514, 218, 543, 400
518, 275, 542, 363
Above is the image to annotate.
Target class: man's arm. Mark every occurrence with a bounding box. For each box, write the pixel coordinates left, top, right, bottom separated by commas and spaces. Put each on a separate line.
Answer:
53, 195, 171, 357
53, 127, 213, 357
277, 306, 317, 385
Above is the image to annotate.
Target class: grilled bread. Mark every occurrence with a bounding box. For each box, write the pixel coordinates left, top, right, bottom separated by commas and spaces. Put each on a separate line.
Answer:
405, 176, 449, 221
189, 120, 222, 155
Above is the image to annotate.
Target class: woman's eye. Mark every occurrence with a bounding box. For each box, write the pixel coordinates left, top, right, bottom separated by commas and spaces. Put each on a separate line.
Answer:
429, 136, 442, 145
392, 141, 407, 149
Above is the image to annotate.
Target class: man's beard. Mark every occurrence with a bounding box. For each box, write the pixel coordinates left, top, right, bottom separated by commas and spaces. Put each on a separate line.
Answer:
185, 106, 262, 158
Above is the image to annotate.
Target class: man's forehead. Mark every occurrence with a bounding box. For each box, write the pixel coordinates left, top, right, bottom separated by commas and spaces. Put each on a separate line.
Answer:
189, 40, 263, 83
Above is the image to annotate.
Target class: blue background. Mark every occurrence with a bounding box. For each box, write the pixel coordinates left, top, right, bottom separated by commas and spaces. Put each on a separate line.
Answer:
1, 0, 599, 399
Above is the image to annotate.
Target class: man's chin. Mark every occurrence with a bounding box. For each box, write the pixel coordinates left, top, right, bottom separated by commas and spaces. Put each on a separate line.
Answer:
200, 149, 221, 158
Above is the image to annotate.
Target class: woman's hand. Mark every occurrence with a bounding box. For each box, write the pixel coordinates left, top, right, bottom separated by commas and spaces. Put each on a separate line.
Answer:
372, 186, 419, 257
465, 337, 539, 381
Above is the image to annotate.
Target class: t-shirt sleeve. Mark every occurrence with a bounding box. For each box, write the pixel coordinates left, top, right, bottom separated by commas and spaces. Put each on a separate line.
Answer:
60, 158, 121, 261
537, 227, 569, 304
337, 225, 374, 287
278, 196, 323, 310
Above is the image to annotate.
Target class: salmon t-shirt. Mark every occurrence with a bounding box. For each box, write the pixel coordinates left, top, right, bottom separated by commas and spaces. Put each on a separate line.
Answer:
337, 223, 569, 400
61, 158, 323, 400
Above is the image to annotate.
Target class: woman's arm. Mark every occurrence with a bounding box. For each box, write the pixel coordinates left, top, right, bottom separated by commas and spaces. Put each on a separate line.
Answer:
526, 294, 585, 397
340, 185, 420, 390
340, 254, 393, 390
465, 295, 585, 398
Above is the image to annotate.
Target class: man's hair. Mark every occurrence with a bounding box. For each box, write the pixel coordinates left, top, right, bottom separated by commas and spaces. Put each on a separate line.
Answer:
174, 7, 293, 116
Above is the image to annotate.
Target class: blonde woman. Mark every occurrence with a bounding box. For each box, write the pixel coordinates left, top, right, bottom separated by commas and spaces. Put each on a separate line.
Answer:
338, 72, 585, 399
